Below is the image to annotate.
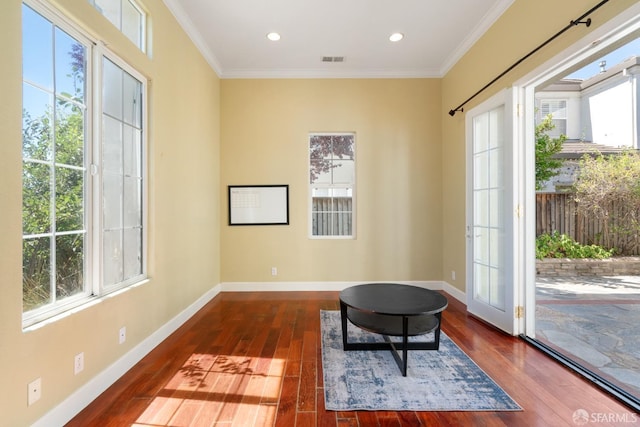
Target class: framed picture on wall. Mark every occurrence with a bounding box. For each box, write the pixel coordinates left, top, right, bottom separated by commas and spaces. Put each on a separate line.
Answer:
228, 185, 289, 225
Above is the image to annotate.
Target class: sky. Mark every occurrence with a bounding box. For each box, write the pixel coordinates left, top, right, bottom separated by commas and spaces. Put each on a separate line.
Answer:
23, 4, 86, 121
565, 37, 640, 80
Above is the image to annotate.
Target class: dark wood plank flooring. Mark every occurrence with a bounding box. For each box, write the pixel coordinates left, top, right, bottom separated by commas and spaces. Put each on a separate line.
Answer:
66, 291, 636, 426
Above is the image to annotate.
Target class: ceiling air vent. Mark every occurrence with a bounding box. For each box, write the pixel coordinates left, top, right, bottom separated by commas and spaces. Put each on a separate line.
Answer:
322, 56, 345, 62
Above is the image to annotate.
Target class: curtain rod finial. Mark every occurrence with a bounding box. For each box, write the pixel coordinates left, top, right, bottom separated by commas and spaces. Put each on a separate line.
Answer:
448, 107, 463, 117
571, 18, 592, 27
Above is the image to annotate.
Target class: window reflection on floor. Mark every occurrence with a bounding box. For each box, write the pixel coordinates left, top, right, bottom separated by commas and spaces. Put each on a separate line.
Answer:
135, 353, 284, 426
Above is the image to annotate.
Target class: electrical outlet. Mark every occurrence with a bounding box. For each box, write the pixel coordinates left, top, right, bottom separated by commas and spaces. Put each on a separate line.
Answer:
74, 352, 84, 375
119, 326, 126, 344
451, 270, 456, 281
28, 378, 41, 406
271, 267, 277, 276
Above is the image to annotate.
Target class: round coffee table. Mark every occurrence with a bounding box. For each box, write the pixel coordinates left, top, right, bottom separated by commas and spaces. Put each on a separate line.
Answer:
339, 283, 448, 376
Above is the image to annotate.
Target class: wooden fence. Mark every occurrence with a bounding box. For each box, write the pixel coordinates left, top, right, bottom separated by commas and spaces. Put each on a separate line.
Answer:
312, 197, 352, 236
536, 193, 640, 255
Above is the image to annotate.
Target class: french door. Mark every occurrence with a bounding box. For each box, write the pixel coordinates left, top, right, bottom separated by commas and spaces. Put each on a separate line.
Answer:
466, 89, 521, 335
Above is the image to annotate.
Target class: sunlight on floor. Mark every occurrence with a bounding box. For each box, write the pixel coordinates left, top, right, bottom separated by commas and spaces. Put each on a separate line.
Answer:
133, 353, 284, 426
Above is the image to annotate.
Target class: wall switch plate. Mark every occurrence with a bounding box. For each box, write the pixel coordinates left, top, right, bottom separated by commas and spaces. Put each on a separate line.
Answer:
74, 352, 84, 375
28, 378, 41, 406
119, 326, 126, 344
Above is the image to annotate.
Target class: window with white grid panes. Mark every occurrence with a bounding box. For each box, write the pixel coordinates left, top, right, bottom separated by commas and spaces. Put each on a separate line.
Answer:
538, 99, 567, 138
88, 0, 146, 51
309, 134, 355, 238
22, 1, 147, 326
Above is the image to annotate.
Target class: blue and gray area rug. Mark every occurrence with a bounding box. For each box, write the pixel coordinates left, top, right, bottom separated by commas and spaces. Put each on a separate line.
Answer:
320, 310, 521, 411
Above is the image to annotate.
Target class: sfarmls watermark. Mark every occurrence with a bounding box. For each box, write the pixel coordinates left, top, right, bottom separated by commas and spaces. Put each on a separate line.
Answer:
573, 409, 638, 425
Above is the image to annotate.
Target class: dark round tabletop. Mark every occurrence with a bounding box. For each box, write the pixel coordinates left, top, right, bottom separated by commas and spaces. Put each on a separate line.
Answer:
339, 283, 448, 316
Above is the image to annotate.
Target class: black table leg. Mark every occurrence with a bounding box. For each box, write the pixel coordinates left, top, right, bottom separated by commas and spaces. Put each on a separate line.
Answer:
433, 312, 442, 350
402, 316, 408, 375
340, 308, 444, 376
384, 316, 409, 376
340, 301, 349, 350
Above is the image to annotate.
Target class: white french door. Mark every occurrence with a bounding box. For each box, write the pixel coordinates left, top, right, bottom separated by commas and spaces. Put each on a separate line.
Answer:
466, 89, 520, 334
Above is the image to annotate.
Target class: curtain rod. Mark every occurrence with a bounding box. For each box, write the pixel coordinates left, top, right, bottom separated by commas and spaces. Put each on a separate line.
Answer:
448, 0, 611, 117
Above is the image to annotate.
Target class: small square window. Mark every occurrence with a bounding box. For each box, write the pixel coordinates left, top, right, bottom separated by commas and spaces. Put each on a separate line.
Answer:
538, 99, 567, 138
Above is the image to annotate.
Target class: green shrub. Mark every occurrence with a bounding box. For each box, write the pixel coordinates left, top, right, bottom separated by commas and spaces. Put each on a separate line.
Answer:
536, 231, 615, 259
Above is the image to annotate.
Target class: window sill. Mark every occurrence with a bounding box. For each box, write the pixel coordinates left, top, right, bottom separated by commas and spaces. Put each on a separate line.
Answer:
23, 278, 150, 332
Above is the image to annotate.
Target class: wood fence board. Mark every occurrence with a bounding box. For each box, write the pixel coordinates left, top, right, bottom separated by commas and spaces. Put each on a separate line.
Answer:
536, 193, 640, 255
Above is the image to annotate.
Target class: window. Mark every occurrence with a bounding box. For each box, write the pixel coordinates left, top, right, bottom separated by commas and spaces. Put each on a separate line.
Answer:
88, 0, 146, 51
538, 99, 567, 138
101, 57, 144, 289
309, 133, 355, 237
22, 1, 146, 326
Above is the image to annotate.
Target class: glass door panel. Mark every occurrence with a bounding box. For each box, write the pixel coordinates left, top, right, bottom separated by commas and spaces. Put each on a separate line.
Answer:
466, 91, 517, 333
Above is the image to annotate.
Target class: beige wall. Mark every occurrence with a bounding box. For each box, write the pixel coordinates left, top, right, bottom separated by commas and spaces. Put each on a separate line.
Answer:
1, 0, 638, 424
0, 0, 221, 424
441, 0, 639, 293
220, 79, 443, 283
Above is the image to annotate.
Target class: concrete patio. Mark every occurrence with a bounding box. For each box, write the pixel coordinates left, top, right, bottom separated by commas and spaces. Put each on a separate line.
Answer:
536, 275, 640, 397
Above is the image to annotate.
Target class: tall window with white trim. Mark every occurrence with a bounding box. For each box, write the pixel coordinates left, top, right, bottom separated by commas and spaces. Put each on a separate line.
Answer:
22, 3, 90, 314
101, 57, 144, 289
22, 1, 147, 325
309, 133, 355, 237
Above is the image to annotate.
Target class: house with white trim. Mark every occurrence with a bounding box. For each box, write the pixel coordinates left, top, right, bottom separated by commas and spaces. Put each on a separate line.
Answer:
536, 55, 640, 192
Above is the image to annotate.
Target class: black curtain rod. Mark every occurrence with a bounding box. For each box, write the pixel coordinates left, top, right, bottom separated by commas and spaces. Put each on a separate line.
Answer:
448, 0, 611, 117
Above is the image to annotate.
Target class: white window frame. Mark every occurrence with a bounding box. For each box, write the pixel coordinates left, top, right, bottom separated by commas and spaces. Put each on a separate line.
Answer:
309, 133, 356, 239
88, 0, 147, 52
22, 0, 148, 328
94, 47, 148, 296
537, 98, 568, 138
517, 2, 640, 338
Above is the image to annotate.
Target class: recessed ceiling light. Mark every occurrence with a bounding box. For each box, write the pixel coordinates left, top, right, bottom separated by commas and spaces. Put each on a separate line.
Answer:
389, 33, 404, 42
266, 32, 281, 41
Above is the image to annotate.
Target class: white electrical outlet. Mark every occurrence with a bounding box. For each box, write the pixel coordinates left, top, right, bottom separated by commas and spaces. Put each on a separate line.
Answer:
451, 270, 456, 281
271, 267, 277, 276
74, 352, 84, 375
28, 378, 41, 406
119, 326, 126, 344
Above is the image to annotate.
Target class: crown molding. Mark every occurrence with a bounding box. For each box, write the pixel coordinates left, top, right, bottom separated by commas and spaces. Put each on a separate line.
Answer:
162, 0, 223, 76
163, 0, 514, 80
219, 67, 443, 79
439, 0, 515, 76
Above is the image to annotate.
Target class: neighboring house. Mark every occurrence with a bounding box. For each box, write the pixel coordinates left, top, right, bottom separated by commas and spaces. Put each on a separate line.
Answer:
536, 55, 640, 192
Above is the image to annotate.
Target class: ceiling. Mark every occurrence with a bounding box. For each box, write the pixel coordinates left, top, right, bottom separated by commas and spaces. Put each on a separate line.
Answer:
162, 0, 515, 79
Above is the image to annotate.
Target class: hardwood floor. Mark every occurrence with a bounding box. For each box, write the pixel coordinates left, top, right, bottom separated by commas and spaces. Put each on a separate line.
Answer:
67, 291, 636, 426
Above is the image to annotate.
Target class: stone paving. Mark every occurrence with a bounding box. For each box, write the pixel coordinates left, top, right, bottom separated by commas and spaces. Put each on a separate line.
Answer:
536, 276, 640, 397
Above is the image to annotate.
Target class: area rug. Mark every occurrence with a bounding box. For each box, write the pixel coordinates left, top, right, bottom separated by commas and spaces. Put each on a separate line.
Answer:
320, 310, 521, 411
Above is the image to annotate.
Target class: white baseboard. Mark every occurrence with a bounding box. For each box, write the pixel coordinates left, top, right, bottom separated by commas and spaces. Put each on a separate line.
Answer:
440, 281, 466, 304
221, 280, 444, 292
32, 284, 222, 427
221, 280, 467, 305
